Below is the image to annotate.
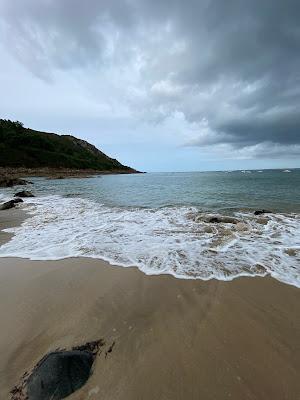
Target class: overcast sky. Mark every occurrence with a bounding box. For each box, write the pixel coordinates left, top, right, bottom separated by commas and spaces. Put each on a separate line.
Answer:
0, 0, 300, 171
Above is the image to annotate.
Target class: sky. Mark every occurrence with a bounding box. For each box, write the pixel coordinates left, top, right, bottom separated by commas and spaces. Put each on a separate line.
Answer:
0, 0, 300, 172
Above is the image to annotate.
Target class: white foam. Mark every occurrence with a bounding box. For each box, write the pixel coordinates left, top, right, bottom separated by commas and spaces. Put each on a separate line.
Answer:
0, 193, 11, 203
0, 195, 299, 288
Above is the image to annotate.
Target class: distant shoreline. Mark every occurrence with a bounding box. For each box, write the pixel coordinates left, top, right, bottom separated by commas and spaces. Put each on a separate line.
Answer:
0, 166, 143, 180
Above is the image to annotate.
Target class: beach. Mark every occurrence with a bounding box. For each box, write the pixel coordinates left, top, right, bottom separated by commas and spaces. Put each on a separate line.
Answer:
0, 212, 300, 399
1, 0, 300, 396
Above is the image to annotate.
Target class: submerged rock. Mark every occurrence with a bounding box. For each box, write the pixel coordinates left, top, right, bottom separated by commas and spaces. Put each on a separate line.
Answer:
235, 222, 248, 231
204, 215, 239, 224
203, 225, 214, 233
284, 248, 297, 257
254, 209, 272, 216
196, 214, 240, 224
14, 190, 35, 198
209, 216, 220, 223
0, 177, 31, 187
256, 218, 269, 225
0, 198, 23, 210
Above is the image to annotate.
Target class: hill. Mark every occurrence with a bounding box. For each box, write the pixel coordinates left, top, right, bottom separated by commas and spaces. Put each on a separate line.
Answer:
0, 119, 137, 173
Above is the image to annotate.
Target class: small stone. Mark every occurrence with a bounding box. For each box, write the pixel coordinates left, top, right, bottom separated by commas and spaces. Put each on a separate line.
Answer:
284, 248, 297, 257
220, 216, 239, 224
14, 190, 35, 198
209, 216, 221, 223
236, 222, 248, 231
0, 198, 23, 210
256, 218, 269, 225
254, 209, 272, 216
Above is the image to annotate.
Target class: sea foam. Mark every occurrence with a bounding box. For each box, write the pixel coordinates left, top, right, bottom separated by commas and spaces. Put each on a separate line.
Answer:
0, 195, 299, 287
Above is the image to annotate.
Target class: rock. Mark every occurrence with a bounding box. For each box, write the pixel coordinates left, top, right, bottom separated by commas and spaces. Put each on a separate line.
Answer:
284, 248, 297, 257
254, 264, 268, 274
26, 351, 93, 400
256, 218, 269, 225
194, 214, 240, 224
208, 216, 239, 224
0, 198, 23, 210
254, 209, 272, 216
221, 228, 233, 236
236, 222, 248, 231
10, 339, 105, 400
46, 175, 66, 180
14, 190, 35, 198
203, 226, 214, 233
193, 215, 203, 223
220, 216, 239, 224
209, 216, 220, 223
0, 177, 31, 187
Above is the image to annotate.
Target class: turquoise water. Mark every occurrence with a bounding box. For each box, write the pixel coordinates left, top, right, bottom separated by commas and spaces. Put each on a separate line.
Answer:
0, 169, 299, 287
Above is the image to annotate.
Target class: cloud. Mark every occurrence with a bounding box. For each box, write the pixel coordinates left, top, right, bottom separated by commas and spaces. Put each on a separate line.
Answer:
0, 0, 300, 161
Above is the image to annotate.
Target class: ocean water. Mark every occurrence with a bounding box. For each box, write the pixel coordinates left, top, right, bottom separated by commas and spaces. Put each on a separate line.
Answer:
0, 169, 299, 287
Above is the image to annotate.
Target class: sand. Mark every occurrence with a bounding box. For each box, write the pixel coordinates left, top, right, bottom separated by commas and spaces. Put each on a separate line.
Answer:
0, 210, 299, 399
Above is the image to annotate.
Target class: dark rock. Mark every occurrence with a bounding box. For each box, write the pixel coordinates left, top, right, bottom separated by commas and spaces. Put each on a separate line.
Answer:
11, 339, 105, 400
208, 216, 239, 224
0, 177, 31, 187
254, 209, 272, 216
209, 217, 221, 223
14, 190, 35, 198
0, 198, 23, 210
26, 351, 93, 400
46, 175, 66, 180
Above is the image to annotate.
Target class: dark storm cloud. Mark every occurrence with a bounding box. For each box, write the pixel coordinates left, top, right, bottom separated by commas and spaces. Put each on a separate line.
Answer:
1, 0, 300, 157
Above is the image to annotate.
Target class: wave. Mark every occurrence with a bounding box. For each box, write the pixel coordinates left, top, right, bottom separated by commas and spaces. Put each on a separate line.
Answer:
0, 193, 11, 202
0, 195, 299, 287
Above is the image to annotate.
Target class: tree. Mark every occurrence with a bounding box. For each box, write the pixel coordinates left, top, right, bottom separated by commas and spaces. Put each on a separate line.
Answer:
14, 121, 24, 129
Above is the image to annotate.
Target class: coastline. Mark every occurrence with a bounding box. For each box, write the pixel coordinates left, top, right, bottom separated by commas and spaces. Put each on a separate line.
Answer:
0, 208, 300, 399
0, 167, 142, 180
0, 207, 28, 247
0, 257, 299, 399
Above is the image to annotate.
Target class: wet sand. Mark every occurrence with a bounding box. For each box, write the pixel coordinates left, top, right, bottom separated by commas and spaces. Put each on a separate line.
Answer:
0, 210, 299, 399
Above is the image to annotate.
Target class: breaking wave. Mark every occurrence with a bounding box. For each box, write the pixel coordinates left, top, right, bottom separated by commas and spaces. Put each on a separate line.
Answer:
0, 195, 299, 287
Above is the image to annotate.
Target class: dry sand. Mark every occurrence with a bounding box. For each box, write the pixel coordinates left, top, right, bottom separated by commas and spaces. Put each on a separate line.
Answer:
0, 210, 299, 399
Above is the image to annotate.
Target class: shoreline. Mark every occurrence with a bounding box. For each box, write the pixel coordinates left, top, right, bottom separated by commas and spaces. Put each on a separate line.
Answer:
0, 205, 300, 399
1, 197, 299, 289
0, 257, 299, 399
0, 207, 28, 247
0, 200, 300, 288
0, 166, 143, 181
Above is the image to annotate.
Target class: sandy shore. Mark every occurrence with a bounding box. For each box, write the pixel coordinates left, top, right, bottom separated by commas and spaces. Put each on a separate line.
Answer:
0, 211, 299, 399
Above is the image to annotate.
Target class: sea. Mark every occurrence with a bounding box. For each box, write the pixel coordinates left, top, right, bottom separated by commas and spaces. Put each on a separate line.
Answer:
0, 169, 299, 287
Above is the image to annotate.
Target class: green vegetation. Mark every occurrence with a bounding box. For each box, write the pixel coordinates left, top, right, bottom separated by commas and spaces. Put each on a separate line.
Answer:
0, 119, 136, 172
